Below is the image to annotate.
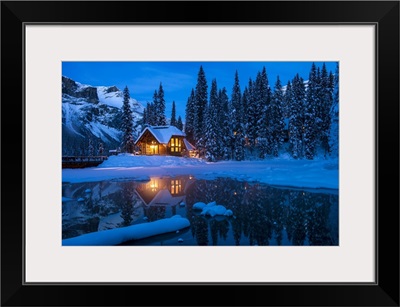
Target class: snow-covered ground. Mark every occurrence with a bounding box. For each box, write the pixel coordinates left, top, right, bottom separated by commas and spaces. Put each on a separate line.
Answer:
62, 154, 338, 190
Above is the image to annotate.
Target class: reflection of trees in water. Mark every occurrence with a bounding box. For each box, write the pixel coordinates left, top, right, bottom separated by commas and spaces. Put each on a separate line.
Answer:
76, 182, 126, 218
286, 191, 309, 245
119, 182, 135, 226
63, 181, 143, 238
145, 206, 167, 222
62, 217, 100, 240
191, 216, 209, 246
63, 178, 338, 245
307, 194, 338, 245
210, 218, 229, 246
186, 178, 338, 246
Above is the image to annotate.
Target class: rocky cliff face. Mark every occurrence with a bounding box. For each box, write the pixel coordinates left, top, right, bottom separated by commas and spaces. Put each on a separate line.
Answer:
62, 76, 144, 156
62, 76, 99, 104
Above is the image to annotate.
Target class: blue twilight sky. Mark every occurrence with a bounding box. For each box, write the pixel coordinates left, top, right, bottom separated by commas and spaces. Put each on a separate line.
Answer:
62, 61, 337, 120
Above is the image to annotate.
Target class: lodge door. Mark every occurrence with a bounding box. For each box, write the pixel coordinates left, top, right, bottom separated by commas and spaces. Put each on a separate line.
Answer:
152, 145, 159, 155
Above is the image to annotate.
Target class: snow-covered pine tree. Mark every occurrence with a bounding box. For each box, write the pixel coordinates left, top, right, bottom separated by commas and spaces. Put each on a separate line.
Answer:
170, 100, 177, 127
283, 80, 292, 119
231, 70, 245, 161
141, 107, 147, 131
154, 83, 167, 126
256, 67, 272, 158
121, 85, 134, 153
328, 63, 339, 158
219, 87, 231, 160
241, 86, 250, 155
125, 134, 135, 153
88, 138, 94, 156
145, 102, 157, 126
184, 88, 196, 144
193, 65, 208, 156
152, 89, 158, 122
176, 116, 183, 131
317, 63, 334, 157
98, 142, 104, 155
205, 79, 221, 161
289, 74, 306, 159
304, 63, 319, 159
245, 78, 258, 153
269, 76, 285, 157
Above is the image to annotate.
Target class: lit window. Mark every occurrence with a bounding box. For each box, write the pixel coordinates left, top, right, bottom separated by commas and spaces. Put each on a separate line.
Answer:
170, 137, 181, 153
171, 179, 182, 194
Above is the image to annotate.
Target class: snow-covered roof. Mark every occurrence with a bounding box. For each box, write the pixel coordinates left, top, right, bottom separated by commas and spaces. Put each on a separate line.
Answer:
136, 189, 185, 207
135, 126, 186, 144
183, 139, 196, 151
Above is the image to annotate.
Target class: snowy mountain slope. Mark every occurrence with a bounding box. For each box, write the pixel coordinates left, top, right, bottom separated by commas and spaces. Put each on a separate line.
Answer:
62, 76, 144, 155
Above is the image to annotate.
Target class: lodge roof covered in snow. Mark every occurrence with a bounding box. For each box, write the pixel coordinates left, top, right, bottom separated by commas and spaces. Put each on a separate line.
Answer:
135, 126, 186, 145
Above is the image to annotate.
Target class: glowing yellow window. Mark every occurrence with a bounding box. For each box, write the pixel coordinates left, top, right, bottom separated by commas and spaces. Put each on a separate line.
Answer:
170, 179, 182, 194
170, 137, 181, 153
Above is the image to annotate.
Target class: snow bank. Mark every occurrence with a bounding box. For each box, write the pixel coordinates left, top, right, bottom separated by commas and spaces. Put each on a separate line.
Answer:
201, 205, 229, 217
198, 201, 234, 217
63, 155, 339, 189
62, 215, 190, 246
193, 202, 207, 210
99, 154, 206, 168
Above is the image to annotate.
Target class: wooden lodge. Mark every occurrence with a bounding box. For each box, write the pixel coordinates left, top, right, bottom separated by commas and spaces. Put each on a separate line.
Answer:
135, 175, 196, 207
134, 126, 196, 157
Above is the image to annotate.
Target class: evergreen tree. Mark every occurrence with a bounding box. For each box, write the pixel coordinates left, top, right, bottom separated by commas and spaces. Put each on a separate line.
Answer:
283, 80, 292, 119
193, 65, 208, 156
170, 100, 177, 127
176, 116, 183, 131
145, 102, 156, 126
256, 67, 272, 158
219, 87, 231, 160
246, 78, 258, 152
269, 76, 285, 157
316, 63, 334, 156
141, 108, 147, 131
241, 86, 250, 152
289, 74, 306, 159
184, 88, 196, 144
121, 86, 134, 153
98, 142, 104, 156
231, 70, 245, 161
328, 63, 339, 158
304, 63, 319, 159
88, 138, 94, 156
205, 79, 221, 161
152, 89, 158, 120
154, 83, 167, 125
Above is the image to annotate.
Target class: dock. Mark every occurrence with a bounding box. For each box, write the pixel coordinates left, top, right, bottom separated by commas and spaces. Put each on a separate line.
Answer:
62, 156, 108, 169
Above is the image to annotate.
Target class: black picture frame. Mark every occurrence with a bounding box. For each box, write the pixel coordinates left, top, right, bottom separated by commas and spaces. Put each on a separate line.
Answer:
1, 1, 399, 306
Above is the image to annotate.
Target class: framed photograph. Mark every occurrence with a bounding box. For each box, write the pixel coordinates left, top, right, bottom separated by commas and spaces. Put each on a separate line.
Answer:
2, 1, 399, 306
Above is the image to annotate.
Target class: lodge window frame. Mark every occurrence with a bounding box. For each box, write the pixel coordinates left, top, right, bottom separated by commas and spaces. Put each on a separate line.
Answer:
170, 137, 182, 153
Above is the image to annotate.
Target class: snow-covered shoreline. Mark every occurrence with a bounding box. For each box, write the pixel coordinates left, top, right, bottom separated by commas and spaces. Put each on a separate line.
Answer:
63, 215, 190, 246
62, 154, 339, 190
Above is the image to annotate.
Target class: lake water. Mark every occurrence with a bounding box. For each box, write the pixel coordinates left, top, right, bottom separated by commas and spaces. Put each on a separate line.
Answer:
62, 175, 338, 246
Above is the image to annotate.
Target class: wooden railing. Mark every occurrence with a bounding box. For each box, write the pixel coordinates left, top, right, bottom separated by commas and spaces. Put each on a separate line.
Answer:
62, 156, 108, 162
62, 156, 108, 168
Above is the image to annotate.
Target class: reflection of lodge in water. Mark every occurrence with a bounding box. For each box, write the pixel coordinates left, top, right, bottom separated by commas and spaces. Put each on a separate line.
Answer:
135, 176, 196, 211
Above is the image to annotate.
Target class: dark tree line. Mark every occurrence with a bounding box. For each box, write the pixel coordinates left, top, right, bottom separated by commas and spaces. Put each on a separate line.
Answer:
140, 83, 184, 131
186, 177, 338, 246
184, 63, 338, 161
119, 63, 338, 158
